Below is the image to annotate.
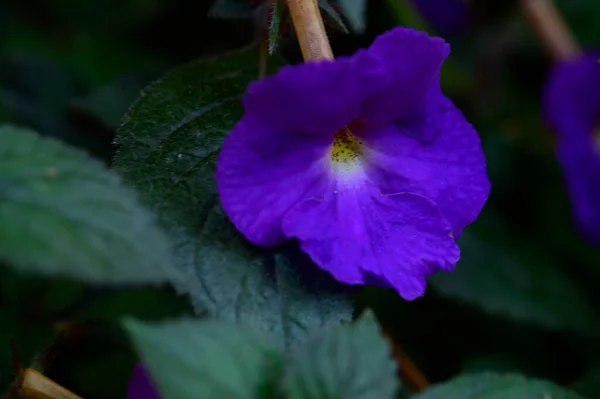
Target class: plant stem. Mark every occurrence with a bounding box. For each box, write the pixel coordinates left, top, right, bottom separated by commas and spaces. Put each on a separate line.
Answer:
286, 0, 334, 61
521, 0, 579, 60
20, 369, 83, 399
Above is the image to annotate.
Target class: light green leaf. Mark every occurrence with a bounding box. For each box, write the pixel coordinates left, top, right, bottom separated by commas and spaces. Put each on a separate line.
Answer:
115, 48, 354, 349
286, 311, 398, 399
412, 373, 582, 399
269, 0, 286, 54
338, 0, 368, 34
0, 124, 177, 284
124, 318, 283, 399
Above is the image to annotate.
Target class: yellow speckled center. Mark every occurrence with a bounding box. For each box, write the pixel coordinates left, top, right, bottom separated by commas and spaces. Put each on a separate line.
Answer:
330, 127, 363, 166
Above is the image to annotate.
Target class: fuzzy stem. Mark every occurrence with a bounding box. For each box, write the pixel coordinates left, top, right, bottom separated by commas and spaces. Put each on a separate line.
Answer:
286, 0, 334, 61
522, 0, 579, 60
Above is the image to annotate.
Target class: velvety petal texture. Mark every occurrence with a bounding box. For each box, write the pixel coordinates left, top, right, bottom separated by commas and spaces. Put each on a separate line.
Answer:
216, 27, 490, 300
543, 51, 600, 244
127, 363, 161, 399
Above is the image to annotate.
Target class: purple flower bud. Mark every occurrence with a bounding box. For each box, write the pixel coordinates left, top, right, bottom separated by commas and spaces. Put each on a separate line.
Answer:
216, 27, 490, 300
543, 51, 600, 244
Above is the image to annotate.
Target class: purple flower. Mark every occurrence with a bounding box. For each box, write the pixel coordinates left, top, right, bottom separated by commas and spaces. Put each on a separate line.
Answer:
216, 27, 489, 300
543, 51, 600, 244
410, 0, 472, 35
127, 363, 160, 399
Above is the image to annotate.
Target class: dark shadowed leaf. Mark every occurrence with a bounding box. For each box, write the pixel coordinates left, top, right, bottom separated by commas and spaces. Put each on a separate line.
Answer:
286, 311, 398, 399
124, 318, 283, 399
412, 373, 582, 399
572, 365, 600, 399
429, 213, 598, 336
115, 48, 354, 349
209, 0, 255, 20
71, 69, 162, 128
318, 0, 349, 33
556, 0, 600, 48
0, 125, 177, 284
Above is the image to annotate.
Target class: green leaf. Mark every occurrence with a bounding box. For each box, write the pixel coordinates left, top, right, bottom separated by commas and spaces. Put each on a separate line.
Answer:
429, 213, 598, 336
0, 124, 177, 284
124, 318, 283, 399
572, 365, 600, 399
318, 0, 349, 33
269, 0, 286, 54
412, 373, 582, 399
286, 311, 398, 399
71, 69, 161, 128
72, 288, 191, 322
208, 0, 254, 20
555, 0, 600, 48
338, 0, 368, 34
115, 48, 354, 349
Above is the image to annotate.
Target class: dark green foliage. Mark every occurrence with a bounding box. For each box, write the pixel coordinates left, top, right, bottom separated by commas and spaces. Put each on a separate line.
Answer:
115, 48, 354, 349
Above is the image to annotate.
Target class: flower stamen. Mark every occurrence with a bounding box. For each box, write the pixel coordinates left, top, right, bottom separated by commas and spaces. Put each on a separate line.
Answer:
330, 126, 363, 167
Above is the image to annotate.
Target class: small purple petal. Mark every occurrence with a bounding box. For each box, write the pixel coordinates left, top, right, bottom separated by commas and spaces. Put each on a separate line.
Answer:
360, 27, 450, 126
543, 51, 600, 244
127, 363, 161, 399
282, 183, 459, 300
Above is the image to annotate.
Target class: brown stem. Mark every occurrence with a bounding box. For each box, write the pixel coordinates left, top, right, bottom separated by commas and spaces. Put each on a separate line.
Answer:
392, 342, 430, 391
286, 0, 334, 61
381, 328, 430, 391
21, 369, 83, 399
521, 0, 579, 60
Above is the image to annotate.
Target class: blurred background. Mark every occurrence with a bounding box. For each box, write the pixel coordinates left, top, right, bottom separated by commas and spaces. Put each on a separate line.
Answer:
2, 0, 600, 398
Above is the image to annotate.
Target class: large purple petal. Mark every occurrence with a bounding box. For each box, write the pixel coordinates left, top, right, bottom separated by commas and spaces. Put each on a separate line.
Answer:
357, 89, 489, 238
360, 27, 450, 126
243, 52, 386, 136
217, 119, 330, 246
127, 363, 161, 399
281, 181, 459, 300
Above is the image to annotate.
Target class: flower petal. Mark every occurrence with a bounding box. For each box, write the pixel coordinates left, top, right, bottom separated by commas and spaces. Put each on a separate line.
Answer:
359, 89, 489, 238
360, 27, 450, 125
128, 363, 160, 399
543, 51, 600, 135
558, 144, 600, 244
217, 52, 387, 246
543, 51, 600, 244
243, 51, 386, 136
282, 183, 459, 300
217, 117, 331, 246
